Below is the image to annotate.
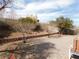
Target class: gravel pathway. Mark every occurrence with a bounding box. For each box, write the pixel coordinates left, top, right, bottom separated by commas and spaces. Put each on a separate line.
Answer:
34, 35, 77, 59
0, 35, 78, 59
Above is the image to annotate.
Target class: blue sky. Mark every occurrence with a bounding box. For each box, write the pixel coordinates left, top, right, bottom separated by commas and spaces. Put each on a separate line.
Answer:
5, 0, 79, 26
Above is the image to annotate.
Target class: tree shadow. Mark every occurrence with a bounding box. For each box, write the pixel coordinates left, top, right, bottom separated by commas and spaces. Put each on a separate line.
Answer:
13, 42, 56, 59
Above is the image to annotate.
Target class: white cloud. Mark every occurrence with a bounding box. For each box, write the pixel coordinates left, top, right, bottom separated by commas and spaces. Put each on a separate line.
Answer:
13, 0, 75, 13
72, 13, 79, 18
37, 12, 64, 22
4, 0, 76, 23
25, 0, 75, 12
15, 0, 75, 18
13, 0, 26, 9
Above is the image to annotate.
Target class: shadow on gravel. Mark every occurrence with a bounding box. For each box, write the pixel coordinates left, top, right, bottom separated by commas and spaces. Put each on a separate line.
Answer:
13, 42, 56, 59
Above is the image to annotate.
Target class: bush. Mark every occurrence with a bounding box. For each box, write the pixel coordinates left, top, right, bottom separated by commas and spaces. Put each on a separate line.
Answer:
33, 24, 43, 32
0, 20, 14, 38
19, 16, 37, 24
56, 16, 73, 29
56, 16, 75, 35
60, 28, 77, 35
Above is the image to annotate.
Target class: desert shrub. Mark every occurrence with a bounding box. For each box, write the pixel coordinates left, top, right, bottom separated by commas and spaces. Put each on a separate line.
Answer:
17, 16, 39, 33
19, 16, 37, 24
33, 24, 43, 32
60, 28, 77, 35
56, 16, 73, 29
55, 16, 76, 35
0, 20, 14, 38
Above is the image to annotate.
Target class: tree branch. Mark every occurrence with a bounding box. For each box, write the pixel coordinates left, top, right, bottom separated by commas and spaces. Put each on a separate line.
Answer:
0, 0, 12, 11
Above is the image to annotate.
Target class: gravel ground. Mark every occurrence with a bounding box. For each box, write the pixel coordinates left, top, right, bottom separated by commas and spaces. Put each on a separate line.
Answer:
0, 35, 78, 59
29, 35, 78, 59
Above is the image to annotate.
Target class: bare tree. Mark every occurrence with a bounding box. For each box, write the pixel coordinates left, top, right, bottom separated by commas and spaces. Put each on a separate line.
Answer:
0, 0, 12, 11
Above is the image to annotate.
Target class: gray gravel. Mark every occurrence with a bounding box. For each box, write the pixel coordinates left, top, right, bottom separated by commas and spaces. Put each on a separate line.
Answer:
35, 35, 78, 59
0, 35, 78, 59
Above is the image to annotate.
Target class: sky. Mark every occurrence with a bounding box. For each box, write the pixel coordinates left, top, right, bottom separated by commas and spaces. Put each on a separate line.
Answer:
4, 0, 79, 26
